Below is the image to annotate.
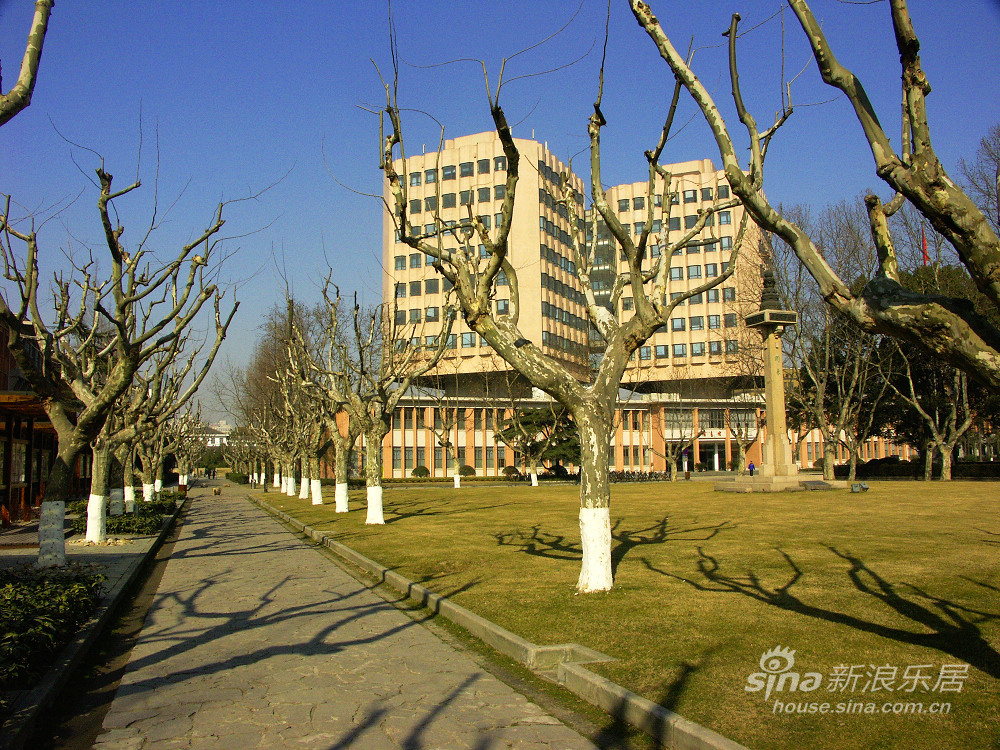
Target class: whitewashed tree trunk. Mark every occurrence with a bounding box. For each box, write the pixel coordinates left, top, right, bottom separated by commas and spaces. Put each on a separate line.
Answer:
286, 473, 296, 497
311, 478, 323, 505
298, 470, 310, 499
142, 483, 155, 502
577, 506, 613, 592
273, 469, 280, 488
366, 485, 384, 524
575, 413, 615, 593
154, 478, 162, 493
109, 489, 124, 517
530, 472, 539, 487
124, 485, 136, 513
86, 494, 107, 544
334, 483, 349, 513
453, 474, 461, 488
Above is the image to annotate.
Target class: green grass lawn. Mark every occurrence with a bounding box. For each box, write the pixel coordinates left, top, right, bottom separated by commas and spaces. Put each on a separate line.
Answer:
257, 481, 999, 750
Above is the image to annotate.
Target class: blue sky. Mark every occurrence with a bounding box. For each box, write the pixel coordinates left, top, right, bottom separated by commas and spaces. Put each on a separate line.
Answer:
2, 1, 998, 418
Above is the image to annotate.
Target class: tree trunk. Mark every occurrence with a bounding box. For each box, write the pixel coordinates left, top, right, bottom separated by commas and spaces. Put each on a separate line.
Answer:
154, 457, 164, 494
299, 456, 310, 499
273, 460, 280, 488
37, 445, 80, 567
923, 443, 934, 481
823, 441, 836, 481
847, 446, 858, 482
122, 448, 136, 512
575, 411, 613, 593
86, 441, 112, 544
668, 458, 678, 482
334, 442, 349, 512
529, 458, 539, 487
939, 443, 954, 481
310, 455, 323, 505
365, 427, 386, 524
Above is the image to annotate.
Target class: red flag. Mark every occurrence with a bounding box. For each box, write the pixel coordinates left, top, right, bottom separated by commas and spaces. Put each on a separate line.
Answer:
921, 225, 930, 266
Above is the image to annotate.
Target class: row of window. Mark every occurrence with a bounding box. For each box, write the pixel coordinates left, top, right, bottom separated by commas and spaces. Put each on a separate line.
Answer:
538, 160, 585, 206
616, 185, 730, 213
391, 445, 512, 471
409, 157, 508, 187
539, 188, 582, 223
409, 186, 506, 214
540, 244, 579, 277
634, 339, 739, 359
539, 215, 574, 249
542, 301, 587, 332
395, 213, 504, 243
618, 307, 739, 330
541, 271, 584, 307
620, 212, 732, 237
541, 330, 588, 358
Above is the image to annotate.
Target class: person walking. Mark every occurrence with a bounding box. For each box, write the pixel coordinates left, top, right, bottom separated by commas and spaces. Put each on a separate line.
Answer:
748, 461, 755, 477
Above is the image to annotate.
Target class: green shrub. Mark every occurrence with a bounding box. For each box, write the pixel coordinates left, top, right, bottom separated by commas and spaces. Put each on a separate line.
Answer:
458, 464, 477, 477
226, 472, 249, 484
0, 564, 105, 716
411, 465, 430, 478
503, 466, 523, 480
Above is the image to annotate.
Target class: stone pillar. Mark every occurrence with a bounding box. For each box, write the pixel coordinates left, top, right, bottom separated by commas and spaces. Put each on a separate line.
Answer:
758, 326, 797, 478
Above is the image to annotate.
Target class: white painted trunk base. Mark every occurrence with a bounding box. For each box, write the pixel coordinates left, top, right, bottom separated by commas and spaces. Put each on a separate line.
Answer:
273, 472, 280, 488
577, 506, 613, 592
252, 472, 259, 485
154, 479, 162, 493
86, 494, 107, 544
366, 486, 384, 524
124, 486, 136, 513
299, 476, 310, 499
142, 484, 155, 502
530, 473, 539, 487
180, 474, 188, 486
37, 501, 66, 568
310, 479, 323, 505
334, 483, 349, 513
453, 474, 461, 489
286, 477, 297, 497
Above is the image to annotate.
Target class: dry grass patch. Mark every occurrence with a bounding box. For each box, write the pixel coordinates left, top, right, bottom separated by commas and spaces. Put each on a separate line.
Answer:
261, 481, 999, 750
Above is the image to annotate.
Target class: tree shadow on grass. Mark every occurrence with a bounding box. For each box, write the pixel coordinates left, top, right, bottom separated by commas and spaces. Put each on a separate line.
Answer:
974, 527, 1000, 546
643, 546, 1000, 678
381, 501, 512, 525
494, 516, 733, 576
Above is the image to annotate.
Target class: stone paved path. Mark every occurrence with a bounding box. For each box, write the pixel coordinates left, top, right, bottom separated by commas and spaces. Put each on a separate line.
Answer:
94, 486, 597, 749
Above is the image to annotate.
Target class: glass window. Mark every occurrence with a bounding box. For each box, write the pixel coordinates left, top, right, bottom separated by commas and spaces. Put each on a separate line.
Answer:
461, 332, 476, 347
707, 289, 720, 303
442, 193, 456, 209
409, 308, 421, 323
639, 346, 651, 360
689, 293, 703, 304
395, 283, 406, 298
683, 189, 697, 203
494, 156, 507, 171
409, 172, 421, 186
424, 196, 437, 211
633, 196, 645, 211
691, 341, 706, 356
725, 339, 739, 354
668, 217, 681, 231
477, 158, 490, 174
622, 297, 634, 311
442, 165, 456, 180
424, 168, 437, 184
655, 345, 669, 358
618, 198, 630, 212
718, 184, 730, 199
460, 161, 474, 177
409, 253, 421, 268
671, 318, 686, 331
394, 310, 406, 325
684, 214, 698, 229
446, 334, 457, 349
723, 287, 736, 302
392, 447, 401, 469
634, 222, 645, 235
394, 255, 405, 271
705, 263, 719, 277
475, 187, 489, 203
719, 211, 732, 225
426, 306, 439, 321
494, 185, 506, 200
688, 265, 702, 279
496, 299, 509, 315
425, 278, 439, 294
459, 190, 473, 205
690, 316, 705, 330
670, 291, 685, 302
673, 343, 687, 357
709, 340, 723, 355
708, 314, 721, 329
724, 312, 738, 327
404, 447, 413, 469
409, 281, 421, 296
701, 187, 713, 201
670, 267, 683, 281
409, 199, 422, 214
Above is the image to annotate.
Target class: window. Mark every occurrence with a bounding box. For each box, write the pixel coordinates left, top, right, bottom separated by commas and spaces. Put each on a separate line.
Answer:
683, 189, 697, 203
701, 187, 713, 201
633, 196, 645, 210
477, 187, 490, 203
409, 308, 421, 323
708, 314, 721, 329
639, 346, 651, 360
634, 222, 645, 235
495, 212, 503, 227
494, 185, 506, 200
718, 184, 730, 199
446, 334, 457, 349
477, 158, 490, 174
424, 168, 437, 184
707, 289, 720, 303
688, 265, 702, 279
724, 313, 738, 327
725, 339, 739, 354
671, 318, 686, 331
719, 211, 732, 225
684, 214, 699, 229
494, 155, 507, 171
394, 255, 405, 271
689, 293, 703, 304
673, 343, 687, 357
709, 340, 723, 355
497, 270, 508, 286
690, 316, 705, 330
426, 306, 439, 321
409, 253, 421, 268
668, 217, 681, 231
442, 193, 456, 209
461, 332, 476, 348
670, 267, 683, 281
622, 297, 634, 311
424, 196, 437, 211
496, 299, 509, 315
720, 236, 733, 250
618, 198, 630, 212
442, 165, 456, 180
655, 345, 669, 358
670, 291, 685, 302
394, 310, 406, 325
392, 447, 401, 469
691, 341, 706, 356
425, 278, 439, 294
705, 263, 719, 277
460, 161, 474, 177
425, 223, 436, 235
404, 447, 413, 469
395, 283, 406, 298
409, 172, 421, 187
723, 287, 736, 302
409, 280, 421, 296
409, 199, 422, 214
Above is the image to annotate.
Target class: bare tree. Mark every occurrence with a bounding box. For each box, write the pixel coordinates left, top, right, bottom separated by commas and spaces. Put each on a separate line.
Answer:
629, 0, 1000, 389
379, 31, 754, 591
0, 166, 236, 565
0, 0, 54, 127
960, 123, 1000, 235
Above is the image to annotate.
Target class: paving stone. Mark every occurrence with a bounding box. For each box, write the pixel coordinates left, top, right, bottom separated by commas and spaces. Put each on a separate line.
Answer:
94, 487, 597, 749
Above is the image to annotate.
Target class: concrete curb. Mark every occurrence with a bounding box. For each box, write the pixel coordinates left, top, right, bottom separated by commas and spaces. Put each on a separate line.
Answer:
0, 498, 187, 750
249, 494, 748, 750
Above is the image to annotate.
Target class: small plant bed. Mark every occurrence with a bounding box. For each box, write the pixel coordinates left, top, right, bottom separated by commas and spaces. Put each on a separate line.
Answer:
0, 564, 105, 720
69, 498, 177, 536
265, 482, 1000, 750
